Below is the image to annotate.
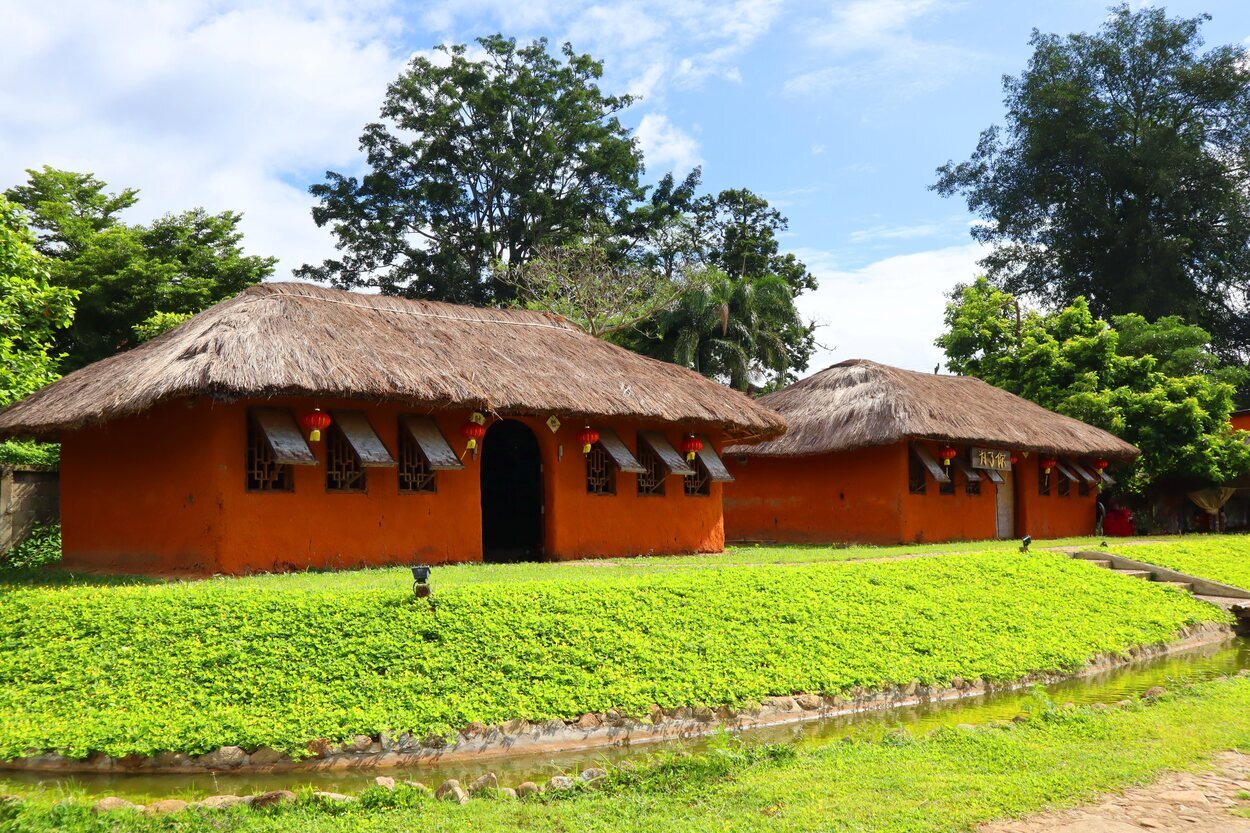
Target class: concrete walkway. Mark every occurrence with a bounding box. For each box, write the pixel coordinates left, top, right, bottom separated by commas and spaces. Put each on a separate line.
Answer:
981, 751, 1250, 832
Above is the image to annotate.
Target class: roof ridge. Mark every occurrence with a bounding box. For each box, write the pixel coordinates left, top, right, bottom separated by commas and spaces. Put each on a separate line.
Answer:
254, 282, 579, 333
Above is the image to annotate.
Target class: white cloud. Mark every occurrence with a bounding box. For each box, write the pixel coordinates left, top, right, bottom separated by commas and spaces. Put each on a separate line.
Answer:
785, 0, 978, 97
0, 1, 408, 278
635, 114, 703, 173
794, 243, 983, 374
847, 223, 942, 243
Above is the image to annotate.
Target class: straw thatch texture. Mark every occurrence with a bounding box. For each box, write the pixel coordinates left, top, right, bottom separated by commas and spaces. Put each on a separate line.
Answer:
726, 359, 1138, 460
0, 283, 785, 442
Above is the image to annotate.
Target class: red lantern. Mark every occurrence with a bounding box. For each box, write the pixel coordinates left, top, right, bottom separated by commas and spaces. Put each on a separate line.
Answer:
1040, 456, 1057, 475
576, 426, 600, 455
1093, 458, 1109, 472
680, 435, 703, 463
938, 446, 958, 467
461, 420, 486, 453
300, 408, 331, 442
1010, 453, 1019, 465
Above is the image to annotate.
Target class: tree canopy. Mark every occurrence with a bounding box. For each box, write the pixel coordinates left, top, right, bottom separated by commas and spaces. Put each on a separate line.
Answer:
939, 278, 1250, 496
0, 196, 75, 407
934, 5, 1250, 360
5, 167, 275, 370
299, 36, 648, 305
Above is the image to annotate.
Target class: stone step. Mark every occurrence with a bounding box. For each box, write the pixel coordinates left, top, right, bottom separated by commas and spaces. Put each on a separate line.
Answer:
1154, 580, 1193, 592
1113, 568, 1152, 579
1084, 559, 1113, 569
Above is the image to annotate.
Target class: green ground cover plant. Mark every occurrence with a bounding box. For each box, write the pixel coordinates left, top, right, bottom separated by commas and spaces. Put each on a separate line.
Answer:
4, 676, 1250, 833
1118, 535, 1250, 590
0, 524, 61, 572
0, 552, 1224, 761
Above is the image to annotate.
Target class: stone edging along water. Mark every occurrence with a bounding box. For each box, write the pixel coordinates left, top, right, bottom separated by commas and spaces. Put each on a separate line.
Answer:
0, 621, 1235, 775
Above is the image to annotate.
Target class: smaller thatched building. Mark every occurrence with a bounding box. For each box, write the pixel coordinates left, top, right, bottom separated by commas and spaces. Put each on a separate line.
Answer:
722, 360, 1138, 545
0, 283, 784, 574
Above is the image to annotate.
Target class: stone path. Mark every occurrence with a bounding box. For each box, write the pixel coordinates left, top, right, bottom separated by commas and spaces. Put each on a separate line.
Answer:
981, 751, 1250, 832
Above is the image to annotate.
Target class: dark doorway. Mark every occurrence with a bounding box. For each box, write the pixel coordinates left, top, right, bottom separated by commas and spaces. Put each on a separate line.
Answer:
480, 419, 545, 563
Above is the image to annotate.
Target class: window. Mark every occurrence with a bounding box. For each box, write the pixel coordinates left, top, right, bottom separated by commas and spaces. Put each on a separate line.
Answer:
939, 468, 956, 495
326, 423, 366, 492
398, 422, 436, 493
908, 447, 926, 494
636, 440, 666, 496
246, 416, 293, 492
1058, 472, 1071, 497
1038, 465, 1050, 496
965, 469, 981, 496
586, 443, 616, 496
1079, 477, 1091, 497
684, 456, 711, 497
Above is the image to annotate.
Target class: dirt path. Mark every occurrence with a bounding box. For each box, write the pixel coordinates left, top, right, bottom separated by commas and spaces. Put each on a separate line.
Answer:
981, 751, 1250, 832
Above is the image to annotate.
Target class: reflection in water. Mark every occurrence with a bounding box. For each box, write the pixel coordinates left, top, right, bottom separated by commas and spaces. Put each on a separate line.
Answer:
5, 638, 1247, 802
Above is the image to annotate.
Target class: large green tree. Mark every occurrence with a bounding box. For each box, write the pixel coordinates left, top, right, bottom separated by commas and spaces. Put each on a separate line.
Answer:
299, 36, 650, 305
939, 279, 1250, 497
934, 5, 1250, 358
0, 196, 75, 406
5, 167, 275, 369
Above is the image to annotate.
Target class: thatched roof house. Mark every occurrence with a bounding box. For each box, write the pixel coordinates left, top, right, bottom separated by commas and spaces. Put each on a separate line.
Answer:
727, 359, 1136, 459
0, 282, 783, 442
4, 283, 784, 575
723, 359, 1138, 547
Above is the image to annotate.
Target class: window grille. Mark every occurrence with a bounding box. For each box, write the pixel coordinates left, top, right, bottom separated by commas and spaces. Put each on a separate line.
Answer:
326, 423, 366, 492
586, 442, 616, 496
636, 439, 666, 496
684, 456, 711, 497
1058, 473, 1071, 497
246, 416, 293, 492
1038, 466, 1050, 496
939, 472, 955, 495
908, 448, 926, 494
965, 473, 981, 496
1079, 478, 1090, 497
398, 422, 437, 493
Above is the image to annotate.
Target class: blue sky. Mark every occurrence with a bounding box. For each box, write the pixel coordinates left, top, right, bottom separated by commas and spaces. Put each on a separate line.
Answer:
3, 1, 1249, 373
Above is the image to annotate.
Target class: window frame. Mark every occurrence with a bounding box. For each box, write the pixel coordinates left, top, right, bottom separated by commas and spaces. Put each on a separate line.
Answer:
636, 437, 667, 497
245, 414, 295, 493
397, 418, 437, 494
325, 422, 368, 493
585, 441, 617, 496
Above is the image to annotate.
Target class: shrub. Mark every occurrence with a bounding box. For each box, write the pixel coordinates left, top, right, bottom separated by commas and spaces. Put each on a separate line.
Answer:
0, 440, 59, 468
0, 523, 61, 571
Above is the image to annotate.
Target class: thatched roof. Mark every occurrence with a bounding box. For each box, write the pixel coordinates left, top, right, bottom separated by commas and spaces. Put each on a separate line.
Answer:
0, 283, 785, 442
726, 359, 1138, 460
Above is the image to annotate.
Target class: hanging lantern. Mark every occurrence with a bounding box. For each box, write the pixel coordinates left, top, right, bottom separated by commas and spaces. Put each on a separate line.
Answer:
300, 408, 331, 442
461, 421, 486, 454
938, 446, 958, 467
680, 435, 703, 463
1093, 458, 1109, 472
576, 426, 600, 455
1040, 456, 1057, 475
1010, 452, 1019, 465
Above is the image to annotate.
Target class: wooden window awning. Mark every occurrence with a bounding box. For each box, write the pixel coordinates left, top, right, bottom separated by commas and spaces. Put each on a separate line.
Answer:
252, 408, 317, 465
1067, 460, 1097, 484
694, 434, 733, 482
597, 427, 646, 474
400, 415, 464, 471
983, 467, 1005, 484
1054, 460, 1080, 482
330, 410, 395, 467
951, 454, 981, 482
910, 443, 950, 484
640, 431, 695, 476
1100, 470, 1117, 486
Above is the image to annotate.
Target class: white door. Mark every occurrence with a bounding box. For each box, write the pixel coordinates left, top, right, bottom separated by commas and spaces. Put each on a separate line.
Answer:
995, 471, 1015, 539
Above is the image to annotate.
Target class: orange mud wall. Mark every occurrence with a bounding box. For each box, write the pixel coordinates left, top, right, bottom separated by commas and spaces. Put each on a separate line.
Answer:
58, 397, 724, 574
1232, 413, 1250, 432
723, 441, 1097, 545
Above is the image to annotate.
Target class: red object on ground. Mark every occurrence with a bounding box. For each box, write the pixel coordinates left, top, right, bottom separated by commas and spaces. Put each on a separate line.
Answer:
1103, 507, 1134, 536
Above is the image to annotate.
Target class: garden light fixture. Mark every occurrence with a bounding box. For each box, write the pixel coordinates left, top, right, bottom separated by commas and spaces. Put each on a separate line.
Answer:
412, 564, 431, 598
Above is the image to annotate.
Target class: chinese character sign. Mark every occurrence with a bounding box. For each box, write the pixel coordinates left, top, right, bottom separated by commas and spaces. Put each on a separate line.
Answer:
970, 447, 1011, 471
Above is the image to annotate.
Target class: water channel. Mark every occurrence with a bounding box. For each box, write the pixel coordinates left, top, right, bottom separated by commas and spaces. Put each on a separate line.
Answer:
4, 637, 1247, 802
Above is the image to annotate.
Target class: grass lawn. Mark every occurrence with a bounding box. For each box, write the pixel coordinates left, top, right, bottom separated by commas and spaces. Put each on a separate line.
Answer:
0, 548, 1225, 761
5, 676, 1250, 833
1108, 534, 1250, 590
